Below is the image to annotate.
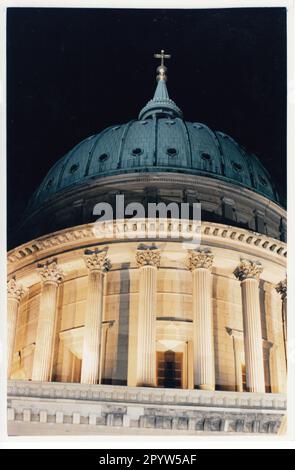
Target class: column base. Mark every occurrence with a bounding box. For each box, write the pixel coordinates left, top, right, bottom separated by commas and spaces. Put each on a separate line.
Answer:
195, 384, 215, 391
247, 386, 266, 394
136, 382, 156, 388
80, 379, 98, 385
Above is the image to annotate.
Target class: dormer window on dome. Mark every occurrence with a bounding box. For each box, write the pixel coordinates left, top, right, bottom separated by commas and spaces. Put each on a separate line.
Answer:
259, 175, 268, 186
69, 163, 79, 174
166, 147, 177, 157
99, 153, 109, 162
201, 153, 212, 161
46, 179, 53, 190
132, 148, 143, 156
232, 161, 243, 172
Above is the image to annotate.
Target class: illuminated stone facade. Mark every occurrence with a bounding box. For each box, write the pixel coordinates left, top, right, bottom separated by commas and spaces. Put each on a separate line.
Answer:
7, 219, 287, 434
7, 58, 287, 435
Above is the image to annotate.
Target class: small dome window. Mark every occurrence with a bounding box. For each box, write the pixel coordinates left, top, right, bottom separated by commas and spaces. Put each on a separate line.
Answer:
201, 152, 211, 161
46, 179, 53, 190
112, 126, 121, 131
166, 147, 177, 157
232, 161, 243, 172
132, 148, 143, 156
69, 163, 79, 174
99, 153, 109, 162
166, 120, 175, 126
140, 121, 148, 125
258, 174, 268, 186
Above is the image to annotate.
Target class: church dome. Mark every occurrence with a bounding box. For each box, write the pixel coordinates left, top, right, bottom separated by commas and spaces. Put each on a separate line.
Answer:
28, 66, 279, 211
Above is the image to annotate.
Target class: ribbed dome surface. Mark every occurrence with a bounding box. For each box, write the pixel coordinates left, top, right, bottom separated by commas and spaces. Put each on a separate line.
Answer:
29, 74, 279, 210
30, 118, 278, 209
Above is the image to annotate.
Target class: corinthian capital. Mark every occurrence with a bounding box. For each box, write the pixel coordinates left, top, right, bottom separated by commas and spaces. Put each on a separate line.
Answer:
7, 277, 25, 302
234, 259, 263, 281
136, 246, 161, 268
84, 248, 110, 272
276, 278, 287, 300
38, 260, 64, 285
187, 250, 214, 271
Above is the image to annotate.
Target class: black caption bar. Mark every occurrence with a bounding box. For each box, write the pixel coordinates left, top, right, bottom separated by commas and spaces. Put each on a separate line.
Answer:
0, 449, 292, 465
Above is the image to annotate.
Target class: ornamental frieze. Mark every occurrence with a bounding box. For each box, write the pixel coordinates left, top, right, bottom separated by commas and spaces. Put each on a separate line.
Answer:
7, 222, 287, 272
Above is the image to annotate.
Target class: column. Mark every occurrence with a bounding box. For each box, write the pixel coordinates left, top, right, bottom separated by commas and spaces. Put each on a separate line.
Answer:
7, 278, 25, 377
264, 282, 286, 393
263, 340, 273, 392
188, 250, 215, 391
235, 259, 265, 393
32, 260, 64, 382
80, 249, 110, 384
226, 328, 244, 392
135, 246, 160, 387
276, 278, 287, 367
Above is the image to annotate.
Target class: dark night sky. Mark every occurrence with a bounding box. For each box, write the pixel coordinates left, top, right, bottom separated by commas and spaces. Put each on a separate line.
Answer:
7, 7, 286, 233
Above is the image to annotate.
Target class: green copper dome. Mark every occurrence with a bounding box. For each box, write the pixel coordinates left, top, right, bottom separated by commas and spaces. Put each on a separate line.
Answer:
29, 68, 279, 210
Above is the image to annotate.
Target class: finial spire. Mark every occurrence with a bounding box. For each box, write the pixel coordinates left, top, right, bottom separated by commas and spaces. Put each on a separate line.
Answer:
138, 49, 182, 120
154, 49, 171, 81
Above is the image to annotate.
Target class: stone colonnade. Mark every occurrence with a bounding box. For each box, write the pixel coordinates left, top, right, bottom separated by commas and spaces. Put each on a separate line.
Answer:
7, 248, 287, 393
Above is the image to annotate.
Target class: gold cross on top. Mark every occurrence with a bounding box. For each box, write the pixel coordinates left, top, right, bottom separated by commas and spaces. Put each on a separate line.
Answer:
154, 50, 171, 67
